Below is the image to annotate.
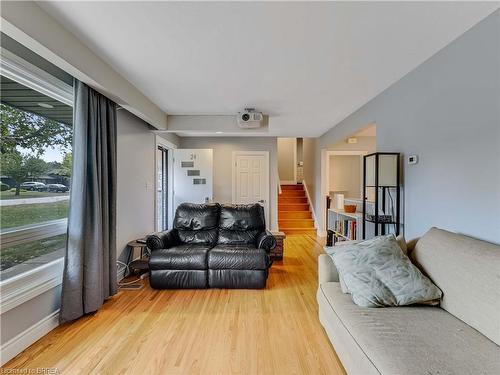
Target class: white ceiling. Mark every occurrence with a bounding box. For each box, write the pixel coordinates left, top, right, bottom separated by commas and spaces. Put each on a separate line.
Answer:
39, 1, 498, 137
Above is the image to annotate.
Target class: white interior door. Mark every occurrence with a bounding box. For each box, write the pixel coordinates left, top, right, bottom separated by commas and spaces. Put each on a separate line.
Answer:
173, 149, 213, 212
233, 152, 270, 228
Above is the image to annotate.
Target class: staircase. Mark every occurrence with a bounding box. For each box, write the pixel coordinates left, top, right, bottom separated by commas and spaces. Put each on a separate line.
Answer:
278, 184, 317, 236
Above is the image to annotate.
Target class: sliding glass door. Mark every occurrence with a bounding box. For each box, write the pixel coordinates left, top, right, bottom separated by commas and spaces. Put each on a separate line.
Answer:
156, 145, 169, 231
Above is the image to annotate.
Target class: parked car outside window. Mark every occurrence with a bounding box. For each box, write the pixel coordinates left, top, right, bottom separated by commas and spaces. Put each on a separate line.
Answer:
46, 184, 69, 193
19, 182, 47, 191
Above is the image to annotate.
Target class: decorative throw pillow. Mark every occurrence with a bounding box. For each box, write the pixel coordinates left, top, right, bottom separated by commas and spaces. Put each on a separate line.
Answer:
330, 234, 442, 307
325, 235, 407, 294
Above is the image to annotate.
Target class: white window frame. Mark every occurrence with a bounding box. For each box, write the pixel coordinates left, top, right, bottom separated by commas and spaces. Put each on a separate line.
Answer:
0, 48, 73, 311
0, 47, 73, 106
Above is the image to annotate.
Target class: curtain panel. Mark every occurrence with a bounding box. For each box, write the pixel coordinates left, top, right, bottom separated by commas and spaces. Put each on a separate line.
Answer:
60, 80, 117, 323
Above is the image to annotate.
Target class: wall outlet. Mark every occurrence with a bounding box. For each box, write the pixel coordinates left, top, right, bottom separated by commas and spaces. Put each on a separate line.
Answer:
408, 155, 418, 165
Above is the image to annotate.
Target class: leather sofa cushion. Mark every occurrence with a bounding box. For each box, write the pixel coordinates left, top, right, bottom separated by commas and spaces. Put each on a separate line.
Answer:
209, 269, 268, 289
149, 244, 211, 270
178, 228, 218, 245
150, 270, 207, 289
218, 229, 260, 245
174, 203, 220, 231
218, 204, 265, 245
208, 245, 270, 270
219, 204, 265, 231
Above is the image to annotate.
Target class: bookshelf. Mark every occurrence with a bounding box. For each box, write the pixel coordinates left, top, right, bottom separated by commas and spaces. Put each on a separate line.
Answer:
327, 198, 375, 244
328, 207, 362, 244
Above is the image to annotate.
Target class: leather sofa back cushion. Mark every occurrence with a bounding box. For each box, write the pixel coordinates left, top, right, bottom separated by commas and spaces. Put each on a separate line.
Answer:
174, 203, 220, 230
218, 204, 265, 244
219, 204, 265, 230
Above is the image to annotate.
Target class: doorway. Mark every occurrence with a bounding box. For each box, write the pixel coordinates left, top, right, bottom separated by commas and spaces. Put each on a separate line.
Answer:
319, 123, 376, 235
155, 136, 176, 231
232, 151, 270, 228
156, 145, 169, 231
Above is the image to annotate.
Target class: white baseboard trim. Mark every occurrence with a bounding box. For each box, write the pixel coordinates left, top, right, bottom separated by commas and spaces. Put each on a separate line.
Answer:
1, 309, 59, 366
117, 267, 126, 283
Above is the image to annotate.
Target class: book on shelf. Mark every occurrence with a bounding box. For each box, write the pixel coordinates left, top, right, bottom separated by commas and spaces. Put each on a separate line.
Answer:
334, 219, 357, 241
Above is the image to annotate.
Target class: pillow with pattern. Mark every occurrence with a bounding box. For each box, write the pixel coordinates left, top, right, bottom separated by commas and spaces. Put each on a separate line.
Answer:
330, 234, 442, 307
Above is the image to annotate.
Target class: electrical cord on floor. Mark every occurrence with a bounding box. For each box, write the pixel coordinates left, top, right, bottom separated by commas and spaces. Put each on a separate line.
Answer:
117, 258, 145, 286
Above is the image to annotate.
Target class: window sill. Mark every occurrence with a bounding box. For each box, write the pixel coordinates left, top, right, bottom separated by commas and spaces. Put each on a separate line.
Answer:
0, 257, 64, 314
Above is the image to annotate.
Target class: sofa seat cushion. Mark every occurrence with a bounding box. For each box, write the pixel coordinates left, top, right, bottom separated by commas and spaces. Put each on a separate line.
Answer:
208, 245, 270, 270
319, 282, 500, 375
149, 244, 211, 270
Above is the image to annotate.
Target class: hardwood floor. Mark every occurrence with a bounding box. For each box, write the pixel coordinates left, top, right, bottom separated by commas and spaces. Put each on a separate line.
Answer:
3, 235, 345, 375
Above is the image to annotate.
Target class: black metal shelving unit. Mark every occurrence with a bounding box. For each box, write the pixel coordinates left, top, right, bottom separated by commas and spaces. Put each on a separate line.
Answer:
362, 152, 401, 239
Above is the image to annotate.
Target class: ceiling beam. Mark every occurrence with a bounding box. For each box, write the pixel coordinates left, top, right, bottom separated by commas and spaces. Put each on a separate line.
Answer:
164, 115, 270, 137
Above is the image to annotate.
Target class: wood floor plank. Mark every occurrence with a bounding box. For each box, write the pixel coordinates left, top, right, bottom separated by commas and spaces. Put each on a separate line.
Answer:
2, 235, 345, 375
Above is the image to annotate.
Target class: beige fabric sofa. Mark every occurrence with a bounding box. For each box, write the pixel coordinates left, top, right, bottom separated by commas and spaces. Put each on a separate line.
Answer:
317, 228, 500, 375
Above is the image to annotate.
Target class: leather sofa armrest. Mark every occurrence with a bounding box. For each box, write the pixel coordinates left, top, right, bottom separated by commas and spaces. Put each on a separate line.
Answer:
256, 230, 277, 252
318, 254, 339, 284
146, 229, 179, 251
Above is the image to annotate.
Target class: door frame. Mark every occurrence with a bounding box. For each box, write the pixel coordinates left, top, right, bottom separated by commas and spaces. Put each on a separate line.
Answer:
155, 135, 176, 230
231, 151, 270, 228
320, 149, 368, 236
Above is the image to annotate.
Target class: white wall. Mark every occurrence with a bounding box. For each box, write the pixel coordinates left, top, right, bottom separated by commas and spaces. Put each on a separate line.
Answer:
116, 110, 179, 263
312, 10, 500, 243
277, 138, 296, 183
179, 137, 279, 231
329, 155, 362, 199
326, 136, 376, 153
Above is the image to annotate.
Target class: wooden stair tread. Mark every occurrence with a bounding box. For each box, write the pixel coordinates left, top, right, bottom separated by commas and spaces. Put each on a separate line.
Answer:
281, 185, 303, 190
281, 228, 317, 235
278, 211, 312, 219
278, 184, 315, 233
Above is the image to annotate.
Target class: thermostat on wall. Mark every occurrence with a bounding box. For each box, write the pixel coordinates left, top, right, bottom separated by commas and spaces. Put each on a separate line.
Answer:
408, 155, 418, 165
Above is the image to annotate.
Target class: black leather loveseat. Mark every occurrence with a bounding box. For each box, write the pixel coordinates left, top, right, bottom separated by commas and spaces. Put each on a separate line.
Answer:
146, 203, 276, 289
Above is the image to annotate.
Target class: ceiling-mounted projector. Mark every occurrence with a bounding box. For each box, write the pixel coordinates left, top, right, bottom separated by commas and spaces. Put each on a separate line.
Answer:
237, 108, 263, 128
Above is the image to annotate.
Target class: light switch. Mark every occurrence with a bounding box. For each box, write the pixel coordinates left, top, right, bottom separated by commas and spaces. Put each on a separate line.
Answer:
408, 155, 418, 165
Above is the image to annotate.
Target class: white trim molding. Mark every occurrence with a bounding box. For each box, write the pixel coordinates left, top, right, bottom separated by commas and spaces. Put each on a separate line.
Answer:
1, 309, 60, 366
0, 47, 73, 106
0, 258, 64, 315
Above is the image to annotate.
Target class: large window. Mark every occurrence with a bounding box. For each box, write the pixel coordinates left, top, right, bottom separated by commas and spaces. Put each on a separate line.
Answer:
0, 62, 73, 281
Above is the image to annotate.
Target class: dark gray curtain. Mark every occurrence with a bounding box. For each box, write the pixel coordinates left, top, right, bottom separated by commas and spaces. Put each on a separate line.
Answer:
60, 80, 117, 323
